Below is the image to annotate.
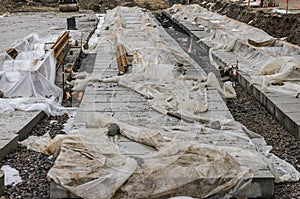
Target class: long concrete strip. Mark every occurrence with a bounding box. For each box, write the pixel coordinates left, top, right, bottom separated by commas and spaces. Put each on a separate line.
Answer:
0, 111, 45, 161
162, 8, 300, 140
51, 7, 275, 198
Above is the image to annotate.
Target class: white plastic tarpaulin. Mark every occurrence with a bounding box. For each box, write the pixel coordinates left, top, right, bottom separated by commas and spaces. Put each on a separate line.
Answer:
0, 34, 64, 115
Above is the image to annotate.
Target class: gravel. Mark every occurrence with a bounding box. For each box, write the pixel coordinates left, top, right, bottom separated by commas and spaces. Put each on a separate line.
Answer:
1, 145, 54, 199
227, 84, 300, 199
1, 114, 69, 199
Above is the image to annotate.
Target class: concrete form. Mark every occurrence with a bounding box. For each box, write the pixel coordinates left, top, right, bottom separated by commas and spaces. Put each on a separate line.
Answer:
162, 10, 300, 140
0, 111, 45, 161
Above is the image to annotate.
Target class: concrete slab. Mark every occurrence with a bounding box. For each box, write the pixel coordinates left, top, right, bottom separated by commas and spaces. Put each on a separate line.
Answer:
276, 103, 300, 113
50, 181, 79, 199
0, 111, 45, 162
286, 112, 300, 123
81, 91, 147, 103
0, 111, 45, 140
118, 139, 156, 156
0, 11, 97, 53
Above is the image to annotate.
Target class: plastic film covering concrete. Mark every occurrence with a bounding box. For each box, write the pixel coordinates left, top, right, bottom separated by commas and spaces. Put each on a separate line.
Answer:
0, 34, 64, 115
46, 117, 253, 199
40, 112, 300, 198
33, 6, 300, 198
73, 6, 235, 120
167, 4, 300, 96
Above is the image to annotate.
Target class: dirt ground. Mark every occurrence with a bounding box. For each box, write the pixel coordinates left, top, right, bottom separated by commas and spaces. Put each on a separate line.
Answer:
0, 0, 168, 13
190, 0, 300, 46
1, 0, 298, 46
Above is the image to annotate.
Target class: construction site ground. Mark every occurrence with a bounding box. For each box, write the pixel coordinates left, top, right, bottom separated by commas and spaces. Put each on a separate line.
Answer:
0, 0, 299, 46
0, 1, 299, 199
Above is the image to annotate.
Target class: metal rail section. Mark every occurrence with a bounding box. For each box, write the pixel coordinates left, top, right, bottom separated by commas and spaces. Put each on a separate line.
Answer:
51, 31, 71, 70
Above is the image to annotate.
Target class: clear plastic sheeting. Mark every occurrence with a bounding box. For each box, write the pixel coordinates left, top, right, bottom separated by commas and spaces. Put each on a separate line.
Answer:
47, 129, 138, 199
39, 112, 300, 198
167, 4, 300, 96
72, 6, 237, 121
114, 142, 252, 199
207, 72, 236, 98
26, 6, 297, 198
0, 97, 68, 116
0, 34, 64, 115
45, 118, 253, 199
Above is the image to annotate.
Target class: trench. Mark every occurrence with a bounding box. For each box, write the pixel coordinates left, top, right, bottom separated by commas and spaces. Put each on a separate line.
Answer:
155, 13, 221, 78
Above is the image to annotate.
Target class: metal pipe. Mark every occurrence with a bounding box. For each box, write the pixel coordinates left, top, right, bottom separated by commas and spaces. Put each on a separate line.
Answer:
286, 0, 289, 14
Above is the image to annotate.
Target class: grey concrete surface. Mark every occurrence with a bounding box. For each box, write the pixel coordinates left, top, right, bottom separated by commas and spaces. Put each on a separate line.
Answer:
0, 111, 44, 161
162, 10, 279, 198
0, 171, 4, 197
0, 11, 98, 161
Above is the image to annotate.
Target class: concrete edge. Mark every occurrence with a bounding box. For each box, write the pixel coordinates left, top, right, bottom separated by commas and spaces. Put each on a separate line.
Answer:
18, 111, 46, 141
50, 181, 81, 199
0, 111, 45, 196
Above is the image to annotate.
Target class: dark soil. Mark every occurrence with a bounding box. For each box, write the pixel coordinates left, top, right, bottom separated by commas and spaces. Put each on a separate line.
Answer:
1, 145, 54, 199
190, 0, 300, 46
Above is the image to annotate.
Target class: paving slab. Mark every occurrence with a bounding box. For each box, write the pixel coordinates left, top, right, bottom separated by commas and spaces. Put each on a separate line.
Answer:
0, 171, 4, 196
0, 111, 45, 161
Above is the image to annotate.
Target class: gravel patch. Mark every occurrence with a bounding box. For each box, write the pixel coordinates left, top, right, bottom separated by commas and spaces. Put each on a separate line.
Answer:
1, 114, 69, 199
227, 84, 300, 198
